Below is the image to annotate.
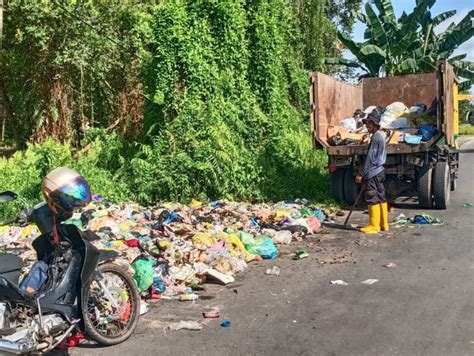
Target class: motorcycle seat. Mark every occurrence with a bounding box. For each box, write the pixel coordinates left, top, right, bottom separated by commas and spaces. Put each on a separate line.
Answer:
0, 254, 23, 274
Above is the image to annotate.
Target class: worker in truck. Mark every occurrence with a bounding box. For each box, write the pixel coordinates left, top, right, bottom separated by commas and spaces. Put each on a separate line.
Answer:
355, 107, 389, 234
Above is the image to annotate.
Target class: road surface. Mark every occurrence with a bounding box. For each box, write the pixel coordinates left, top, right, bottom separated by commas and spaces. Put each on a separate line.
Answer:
70, 137, 474, 356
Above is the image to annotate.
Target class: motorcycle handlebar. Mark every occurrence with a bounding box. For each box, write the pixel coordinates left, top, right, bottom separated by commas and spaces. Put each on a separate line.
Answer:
0, 208, 34, 226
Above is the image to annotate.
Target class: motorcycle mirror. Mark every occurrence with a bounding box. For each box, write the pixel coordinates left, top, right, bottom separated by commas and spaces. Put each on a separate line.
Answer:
0, 191, 18, 203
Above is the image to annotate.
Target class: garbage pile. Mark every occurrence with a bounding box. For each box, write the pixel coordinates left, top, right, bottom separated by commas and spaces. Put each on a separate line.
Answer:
0, 199, 329, 301
328, 102, 438, 146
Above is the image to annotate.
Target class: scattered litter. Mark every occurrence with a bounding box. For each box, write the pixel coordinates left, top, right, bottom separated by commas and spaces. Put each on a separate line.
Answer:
169, 320, 203, 331
361, 279, 379, 285
265, 266, 281, 276
56, 332, 84, 350
207, 269, 235, 285
391, 213, 443, 226
272, 230, 292, 244
203, 311, 220, 319
384, 263, 397, 269
463, 203, 472, 208
178, 293, 199, 301
294, 250, 309, 260
0, 199, 335, 303
220, 321, 232, 327
330, 280, 349, 285
139, 301, 149, 315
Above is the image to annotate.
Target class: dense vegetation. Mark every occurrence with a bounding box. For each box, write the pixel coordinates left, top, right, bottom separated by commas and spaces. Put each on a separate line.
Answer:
0, 0, 362, 219
327, 0, 473, 90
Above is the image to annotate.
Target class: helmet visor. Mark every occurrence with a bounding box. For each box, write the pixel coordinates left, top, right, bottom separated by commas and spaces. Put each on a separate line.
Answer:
49, 176, 92, 210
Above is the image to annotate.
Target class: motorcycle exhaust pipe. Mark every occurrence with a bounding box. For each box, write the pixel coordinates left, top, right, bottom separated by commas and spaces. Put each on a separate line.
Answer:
0, 339, 37, 354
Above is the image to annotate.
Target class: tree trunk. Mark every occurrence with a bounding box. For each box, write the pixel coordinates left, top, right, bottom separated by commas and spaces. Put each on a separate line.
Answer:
0, 78, 19, 144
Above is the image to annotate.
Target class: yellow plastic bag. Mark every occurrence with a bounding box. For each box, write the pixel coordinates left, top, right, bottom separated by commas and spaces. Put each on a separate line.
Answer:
223, 233, 256, 261
192, 232, 217, 246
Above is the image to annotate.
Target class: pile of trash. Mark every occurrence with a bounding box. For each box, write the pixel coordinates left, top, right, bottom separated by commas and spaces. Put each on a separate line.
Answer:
328, 101, 438, 147
0, 199, 330, 301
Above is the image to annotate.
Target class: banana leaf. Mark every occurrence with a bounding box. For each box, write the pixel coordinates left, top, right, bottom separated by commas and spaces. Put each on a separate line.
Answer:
398, 58, 418, 73
324, 57, 361, 68
392, 32, 418, 57
373, 0, 396, 24
337, 32, 361, 56
433, 10, 456, 26
365, 3, 387, 46
459, 80, 472, 92
439, 10, 474, 53
451, 61, 474, 72
449, 54, 467, 62
360, 44, 386, 58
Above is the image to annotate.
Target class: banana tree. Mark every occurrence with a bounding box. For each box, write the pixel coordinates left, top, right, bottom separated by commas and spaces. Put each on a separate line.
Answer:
326, 0, 473, 90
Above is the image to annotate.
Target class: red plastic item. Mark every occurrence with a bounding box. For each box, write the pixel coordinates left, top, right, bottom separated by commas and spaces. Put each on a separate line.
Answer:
56, 332, 84, 350
120, 302, 131, 321
125, 239, 140, 247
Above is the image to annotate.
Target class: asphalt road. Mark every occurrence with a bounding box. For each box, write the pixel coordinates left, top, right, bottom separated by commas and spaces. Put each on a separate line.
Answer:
71, 137, 474, 356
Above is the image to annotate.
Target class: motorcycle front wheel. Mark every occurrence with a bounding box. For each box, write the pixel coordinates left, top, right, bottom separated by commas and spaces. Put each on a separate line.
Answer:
83, 262, 140, 345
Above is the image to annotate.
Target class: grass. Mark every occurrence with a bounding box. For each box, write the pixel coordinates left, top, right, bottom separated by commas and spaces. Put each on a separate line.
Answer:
459, 124, 474, 135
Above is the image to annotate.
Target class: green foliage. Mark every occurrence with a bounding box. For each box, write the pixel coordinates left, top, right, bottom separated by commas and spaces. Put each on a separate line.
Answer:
0, 139, 133, 221
459, 124, 474, 136
1, 0, 356, 209
135, 0, 332, 203
327, 0, 473, 89
1, 0, 154, 146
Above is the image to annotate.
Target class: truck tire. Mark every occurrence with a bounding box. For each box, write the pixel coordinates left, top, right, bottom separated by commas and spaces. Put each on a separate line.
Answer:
343, 167, 358, 205
330, 169, 345, 202
417, 165, 433, 209
433, 162, 450, 209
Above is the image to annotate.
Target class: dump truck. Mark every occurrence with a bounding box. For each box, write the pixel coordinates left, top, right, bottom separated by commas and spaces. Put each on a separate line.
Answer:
310, 61, 460, 209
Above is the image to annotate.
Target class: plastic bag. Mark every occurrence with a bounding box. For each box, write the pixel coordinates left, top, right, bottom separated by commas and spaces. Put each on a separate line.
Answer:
339, 117, 357, 132
417, 124, 437, 141
19, 260, 48, 295
404, 134, 422, 145
222, 233, 256, 261
272, 230, 292, 244
238, 231, 256, 247
306, 216, 321, 233
131, 258, 154, 292
192, 232, 217, 246
246, 236, 278, 259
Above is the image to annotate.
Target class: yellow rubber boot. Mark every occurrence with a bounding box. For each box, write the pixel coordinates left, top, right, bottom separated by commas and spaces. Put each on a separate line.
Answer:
380, 202, 389, 231
360, 204, 381, 234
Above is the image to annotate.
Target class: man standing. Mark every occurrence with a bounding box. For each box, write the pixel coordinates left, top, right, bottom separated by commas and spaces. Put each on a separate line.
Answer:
355, 107, 389, 234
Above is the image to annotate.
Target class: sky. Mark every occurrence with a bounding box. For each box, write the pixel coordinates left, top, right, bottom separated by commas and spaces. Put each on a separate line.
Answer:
349, 0, 473, 62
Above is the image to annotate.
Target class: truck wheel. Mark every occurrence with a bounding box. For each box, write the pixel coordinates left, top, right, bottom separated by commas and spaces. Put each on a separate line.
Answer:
343, 167, 358, 205
433, 162, 450, 209
417, 165, 433, 209
330, 169, 345, 202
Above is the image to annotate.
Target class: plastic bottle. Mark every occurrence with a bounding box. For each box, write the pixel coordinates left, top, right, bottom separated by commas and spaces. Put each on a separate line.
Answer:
265, 266, 281, 276
178, 293, 199, 301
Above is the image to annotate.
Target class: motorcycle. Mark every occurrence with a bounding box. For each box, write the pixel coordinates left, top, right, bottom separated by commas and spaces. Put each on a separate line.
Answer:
0, 191, 140, 354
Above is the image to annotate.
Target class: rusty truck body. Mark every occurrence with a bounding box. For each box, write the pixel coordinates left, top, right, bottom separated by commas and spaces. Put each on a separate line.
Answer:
310, 61, 460, 209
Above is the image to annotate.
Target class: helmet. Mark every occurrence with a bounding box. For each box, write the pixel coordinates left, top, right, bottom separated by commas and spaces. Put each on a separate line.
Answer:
363, 106, 384, 126
42, 167, 91, 213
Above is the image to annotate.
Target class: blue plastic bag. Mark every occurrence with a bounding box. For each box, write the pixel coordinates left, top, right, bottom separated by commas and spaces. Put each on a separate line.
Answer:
417, 124, 438, 142
20, 260, 48, 295
246, 236, 278, 259
404, 135, 422, 145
